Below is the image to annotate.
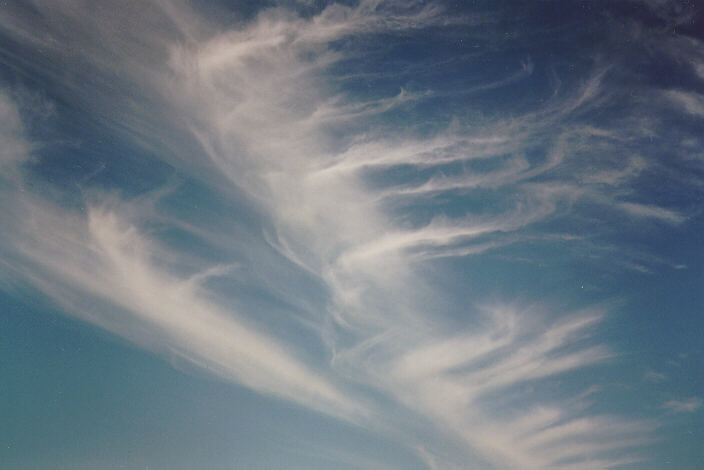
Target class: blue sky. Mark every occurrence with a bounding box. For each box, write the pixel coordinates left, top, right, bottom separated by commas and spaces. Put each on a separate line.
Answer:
0, 1, 702, 468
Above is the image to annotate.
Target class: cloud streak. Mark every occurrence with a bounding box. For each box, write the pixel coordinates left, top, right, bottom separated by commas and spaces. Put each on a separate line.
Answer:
663, 397, 703, 414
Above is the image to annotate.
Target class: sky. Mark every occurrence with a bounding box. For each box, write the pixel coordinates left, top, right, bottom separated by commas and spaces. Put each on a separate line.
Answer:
0, 0, 702, 469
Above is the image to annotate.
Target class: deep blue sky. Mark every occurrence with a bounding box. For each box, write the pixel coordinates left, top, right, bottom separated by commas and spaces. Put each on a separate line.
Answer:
1, 1, 702, 469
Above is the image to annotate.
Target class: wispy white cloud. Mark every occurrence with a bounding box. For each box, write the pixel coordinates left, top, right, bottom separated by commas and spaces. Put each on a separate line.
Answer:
663, 397, 702, 413
0, 89, 362, 422
616, 202, 686, 224
0, 90, 33, 175
8, 196, 363, 420
0, 1, 699, 469
644, 369, 667, 382
664, 89, 704, 116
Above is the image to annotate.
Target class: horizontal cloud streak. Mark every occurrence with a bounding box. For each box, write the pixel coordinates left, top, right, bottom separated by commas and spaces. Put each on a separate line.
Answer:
663, 397, 702, 413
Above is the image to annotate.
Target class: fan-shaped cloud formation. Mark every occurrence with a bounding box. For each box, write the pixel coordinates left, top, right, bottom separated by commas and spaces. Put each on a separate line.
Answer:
1, 1, 702, 468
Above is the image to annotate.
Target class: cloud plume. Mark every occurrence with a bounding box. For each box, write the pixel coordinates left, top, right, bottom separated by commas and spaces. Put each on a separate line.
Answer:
1, 1, 702, 468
